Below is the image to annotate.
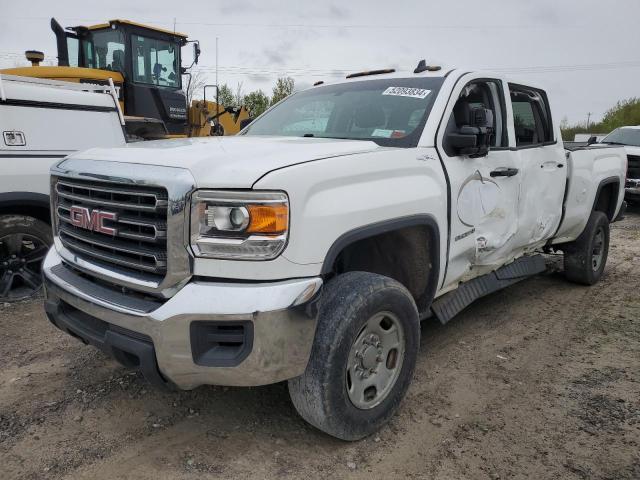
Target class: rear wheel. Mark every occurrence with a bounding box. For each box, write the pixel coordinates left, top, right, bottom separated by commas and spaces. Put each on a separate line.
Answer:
0, 215, 52, 302
563, 211, 610, 285
288, 271, 420, 440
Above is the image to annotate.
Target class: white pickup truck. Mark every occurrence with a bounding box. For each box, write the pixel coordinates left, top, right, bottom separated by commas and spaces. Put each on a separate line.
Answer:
596, 125, 640, 203
42, 63, 626, 440
0, 74, 126, 301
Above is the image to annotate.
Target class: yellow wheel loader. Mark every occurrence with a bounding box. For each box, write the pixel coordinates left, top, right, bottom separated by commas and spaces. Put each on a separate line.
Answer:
0, 18, 249, 140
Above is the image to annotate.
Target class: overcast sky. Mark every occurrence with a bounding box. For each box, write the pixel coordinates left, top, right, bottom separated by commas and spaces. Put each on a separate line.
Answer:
1, 0, 639, 126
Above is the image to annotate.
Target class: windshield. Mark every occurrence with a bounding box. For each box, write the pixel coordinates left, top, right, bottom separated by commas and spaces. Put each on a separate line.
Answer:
83, 29, 126, 72
242, 77, 444, 147
601, 127, 640, 147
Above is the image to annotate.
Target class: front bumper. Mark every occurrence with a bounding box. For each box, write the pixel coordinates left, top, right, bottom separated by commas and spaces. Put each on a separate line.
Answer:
42, 248, 322, 389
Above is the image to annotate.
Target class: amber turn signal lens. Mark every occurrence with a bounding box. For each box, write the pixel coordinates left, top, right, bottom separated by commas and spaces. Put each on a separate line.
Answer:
247, 204, 288, 234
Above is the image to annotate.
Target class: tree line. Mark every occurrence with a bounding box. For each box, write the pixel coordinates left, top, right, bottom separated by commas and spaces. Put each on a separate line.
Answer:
185, 72, 295, 119
561, 98, 640, 140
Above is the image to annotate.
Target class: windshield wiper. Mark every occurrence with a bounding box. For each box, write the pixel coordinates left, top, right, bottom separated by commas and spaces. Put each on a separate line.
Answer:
601, 141, 626, 145
302, 133, 315, 137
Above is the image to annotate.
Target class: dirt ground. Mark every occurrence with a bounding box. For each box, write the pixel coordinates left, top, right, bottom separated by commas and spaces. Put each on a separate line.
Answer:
1, 207, 639, 480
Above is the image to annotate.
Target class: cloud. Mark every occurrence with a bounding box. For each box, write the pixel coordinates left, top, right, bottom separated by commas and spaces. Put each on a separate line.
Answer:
247, 74, 272, 84
328, 4, 350, 19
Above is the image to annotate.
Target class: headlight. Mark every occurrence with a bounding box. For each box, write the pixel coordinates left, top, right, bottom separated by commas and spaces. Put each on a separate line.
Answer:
190, 190, 289, 260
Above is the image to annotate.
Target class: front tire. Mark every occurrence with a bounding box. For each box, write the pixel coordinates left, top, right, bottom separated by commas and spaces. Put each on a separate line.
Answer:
563, 211, 610, 285
288, 272, 420, 441
0, 215, 52, 302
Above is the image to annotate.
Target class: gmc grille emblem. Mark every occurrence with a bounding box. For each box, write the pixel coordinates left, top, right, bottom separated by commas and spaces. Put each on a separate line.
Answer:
69, 206, 118, 235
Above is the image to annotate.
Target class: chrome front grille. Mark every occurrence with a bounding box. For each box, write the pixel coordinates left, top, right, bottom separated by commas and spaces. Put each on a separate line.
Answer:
55, 178, 169, 278
51, 159, 195, 299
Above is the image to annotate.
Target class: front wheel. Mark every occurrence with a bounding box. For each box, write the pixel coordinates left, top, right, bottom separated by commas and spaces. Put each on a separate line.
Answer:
0, 215, 52, 302
563, 211, 610, 285
288, 271, 420, 441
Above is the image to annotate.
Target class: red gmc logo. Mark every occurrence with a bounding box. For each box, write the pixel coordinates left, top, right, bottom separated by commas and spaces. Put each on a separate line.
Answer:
69, 206, 117, 235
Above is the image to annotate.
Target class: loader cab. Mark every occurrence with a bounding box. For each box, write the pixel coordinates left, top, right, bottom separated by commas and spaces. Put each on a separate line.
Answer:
53, 18, 191, 136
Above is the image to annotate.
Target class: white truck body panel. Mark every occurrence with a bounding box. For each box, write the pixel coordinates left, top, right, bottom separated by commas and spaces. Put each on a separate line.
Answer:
553, 147, 627, 243
0, 75, 126, 197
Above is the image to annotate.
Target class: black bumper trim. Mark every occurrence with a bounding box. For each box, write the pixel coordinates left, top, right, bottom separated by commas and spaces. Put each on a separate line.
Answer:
44, 298, 169, 388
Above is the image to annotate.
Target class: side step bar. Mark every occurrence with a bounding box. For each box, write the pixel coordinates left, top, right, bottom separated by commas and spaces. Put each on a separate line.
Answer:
431, 255, 546, 324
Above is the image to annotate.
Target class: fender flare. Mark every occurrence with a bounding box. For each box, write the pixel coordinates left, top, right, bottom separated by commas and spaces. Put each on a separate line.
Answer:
591, 176, 620, 221
320, 214, 441, 312
0, 191, 50, 209
0, 192, 51, 222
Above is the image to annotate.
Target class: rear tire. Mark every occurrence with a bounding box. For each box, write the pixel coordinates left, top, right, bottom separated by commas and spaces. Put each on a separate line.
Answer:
0, 215, 52, 302
563, 211, 609, 285
288, 271, 420, 441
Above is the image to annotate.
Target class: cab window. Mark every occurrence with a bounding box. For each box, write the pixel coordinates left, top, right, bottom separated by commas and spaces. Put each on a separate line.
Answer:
443, 79, 508, 156
131, 35, 180, 88
89, 29, 126, 72
66, 36, 79, 67
509, 85, 554, 147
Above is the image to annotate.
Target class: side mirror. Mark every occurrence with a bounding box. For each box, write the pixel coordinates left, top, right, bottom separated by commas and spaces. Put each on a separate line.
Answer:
240, 118, 253, 130
193, 42, 201, 65
447, 126, 481, 154
471, 107, 493, 129
587, 135, 597, 145
447, 107, 494, 157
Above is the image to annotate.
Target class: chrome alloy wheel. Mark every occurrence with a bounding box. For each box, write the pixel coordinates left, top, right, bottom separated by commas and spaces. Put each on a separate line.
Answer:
346, 311, 406, 410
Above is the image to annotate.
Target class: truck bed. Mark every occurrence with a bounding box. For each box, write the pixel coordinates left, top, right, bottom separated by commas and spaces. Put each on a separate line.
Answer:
553, 144, 627, 244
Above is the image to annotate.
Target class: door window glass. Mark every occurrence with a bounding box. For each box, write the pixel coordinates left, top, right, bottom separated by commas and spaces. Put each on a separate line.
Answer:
509, 85, 554, 146
443, 80, 508, 156
131, 35, 180, 88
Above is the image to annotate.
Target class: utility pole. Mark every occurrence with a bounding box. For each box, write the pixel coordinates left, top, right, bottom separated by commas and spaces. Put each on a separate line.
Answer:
586, 112, 592, 130
173, 17, 176, 33
216, 37, 219, 111
215, 37, 219, 92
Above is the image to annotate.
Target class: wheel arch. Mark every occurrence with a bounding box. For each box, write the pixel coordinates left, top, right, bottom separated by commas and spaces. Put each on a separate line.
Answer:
592, 177, 620, 221
321, 214, 441, 316
0, 192, 51, 224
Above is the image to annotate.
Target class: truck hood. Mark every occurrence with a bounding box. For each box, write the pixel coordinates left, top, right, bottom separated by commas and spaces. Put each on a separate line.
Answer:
623, 145, 640, 156
67, 136, 382, 188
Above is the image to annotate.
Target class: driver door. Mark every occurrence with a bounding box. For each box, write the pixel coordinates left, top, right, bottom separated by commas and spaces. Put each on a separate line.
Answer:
436, 75, 521, 290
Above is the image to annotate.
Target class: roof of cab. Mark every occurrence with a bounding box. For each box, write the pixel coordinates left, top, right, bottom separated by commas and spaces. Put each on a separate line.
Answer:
306, 64, 551, 95
80, 19, 188, 39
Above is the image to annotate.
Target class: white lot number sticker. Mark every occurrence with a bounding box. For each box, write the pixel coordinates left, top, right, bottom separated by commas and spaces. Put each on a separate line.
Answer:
382, 87, 431, 99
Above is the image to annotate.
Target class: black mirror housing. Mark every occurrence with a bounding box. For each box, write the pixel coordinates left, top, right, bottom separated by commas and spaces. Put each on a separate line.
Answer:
193, 42, 201, 65
471, 107, 493, 129
447, 107, 494, 158
587, 135, 597, 145
240, 118, 253, 130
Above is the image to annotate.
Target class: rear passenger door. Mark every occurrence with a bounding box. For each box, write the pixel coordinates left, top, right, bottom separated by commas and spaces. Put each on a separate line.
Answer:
508, 84, 566, 249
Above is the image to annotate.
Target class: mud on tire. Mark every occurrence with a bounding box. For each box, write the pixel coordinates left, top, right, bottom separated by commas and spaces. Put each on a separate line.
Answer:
563, 211, 610, 286
288, 271, 420, 441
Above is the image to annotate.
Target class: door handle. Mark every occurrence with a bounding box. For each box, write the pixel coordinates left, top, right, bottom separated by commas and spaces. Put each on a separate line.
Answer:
490, 167, 519, 177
